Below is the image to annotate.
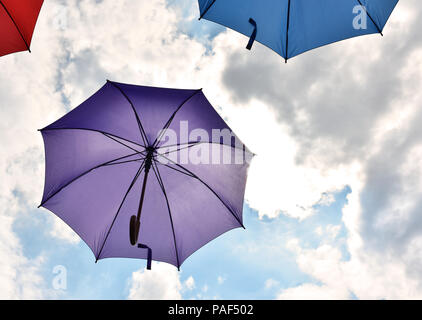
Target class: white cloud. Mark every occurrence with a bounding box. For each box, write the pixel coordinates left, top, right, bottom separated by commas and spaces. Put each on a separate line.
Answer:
278, 238, 422, 300
326, 225, 341, 240
128, 263, 196, 300
0, 214, 47, 299
0, 0, 69, 298
278, 283, 349, 300
48, 216, 80, 244
265, 278, 279, 290
217, 99, 352, 220
184, 276, 195, 290
315, 226, 323, 237
58, 0, 206, 107
128, 263, 183, 300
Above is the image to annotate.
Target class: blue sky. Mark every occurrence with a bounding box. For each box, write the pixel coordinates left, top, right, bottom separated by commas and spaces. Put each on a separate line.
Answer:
1, 0, 422, 300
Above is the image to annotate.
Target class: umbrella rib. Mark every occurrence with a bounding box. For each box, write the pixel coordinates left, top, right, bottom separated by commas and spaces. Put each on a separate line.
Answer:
284, 0, 291, 63
156, 153, 245, 229
103, 158, 145, 167
102, 132, 143, 154
158, 163, 196, 178
151, 161, 181, 270
198, 0, 217, 20
40, 127, 146, 150
107, 81, 150, 146
157, 141, 203, 156
156, 141, 201, 149
0, 1, 31, 52
356, 0, 383, 35
38, 151, 143, 208
152, 89, 202, 148
156, 141, 255, 155
95, 159, 146, 261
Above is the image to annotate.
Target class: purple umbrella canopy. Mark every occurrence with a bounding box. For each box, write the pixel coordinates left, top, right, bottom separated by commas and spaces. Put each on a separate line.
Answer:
39, 80, 254, 270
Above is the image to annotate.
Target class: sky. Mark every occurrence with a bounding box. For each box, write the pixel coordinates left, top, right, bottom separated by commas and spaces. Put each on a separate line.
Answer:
0, 0, 421, 299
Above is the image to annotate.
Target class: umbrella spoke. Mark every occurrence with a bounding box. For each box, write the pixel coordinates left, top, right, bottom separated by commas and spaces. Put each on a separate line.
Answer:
156, 140, 201, 151
157, 163, 195, 178
151, 161, 181, 270
102, 133, 145, 154
103, 158, 145, 167
285, 0, 291, 63
108, 81, 150, 146
152, 89, 202, 148
199, 0, 217, 20
157, 141, 203, 156
0, 1, 31, 52
156, 141, 252, 155
40, 127, 147, 150
95, 158, 146, 261
155, 153, 245, 229
356, 0, 383, 35
39, 151, 144, 208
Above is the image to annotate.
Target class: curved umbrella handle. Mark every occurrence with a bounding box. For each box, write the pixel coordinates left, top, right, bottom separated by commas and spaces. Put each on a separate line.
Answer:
130, 216, 152, 270
246, 18, 257, 50
138, 243, 152, 270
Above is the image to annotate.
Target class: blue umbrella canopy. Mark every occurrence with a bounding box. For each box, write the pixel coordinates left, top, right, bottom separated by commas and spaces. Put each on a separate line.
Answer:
198, 0, 399, 62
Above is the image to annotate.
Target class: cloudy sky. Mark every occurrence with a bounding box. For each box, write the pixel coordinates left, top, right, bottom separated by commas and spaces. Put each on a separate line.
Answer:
0, 0, 421, 299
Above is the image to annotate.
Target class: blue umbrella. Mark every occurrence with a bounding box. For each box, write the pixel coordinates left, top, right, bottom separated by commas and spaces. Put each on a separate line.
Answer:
198, 0, 399, 62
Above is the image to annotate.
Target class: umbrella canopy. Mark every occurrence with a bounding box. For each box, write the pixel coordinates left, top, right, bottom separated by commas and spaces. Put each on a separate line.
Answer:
0, 0, 43, 57
39, 81, 253, 270
198, 0, 398, 62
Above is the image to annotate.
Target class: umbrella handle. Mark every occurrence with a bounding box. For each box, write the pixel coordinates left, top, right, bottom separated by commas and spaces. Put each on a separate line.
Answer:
131, 218, 152, 270
129, 215, 140, 246
138, 243, 152, 270
246, 18, 257, 50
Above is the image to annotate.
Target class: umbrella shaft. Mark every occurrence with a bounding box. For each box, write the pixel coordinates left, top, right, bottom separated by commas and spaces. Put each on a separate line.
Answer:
136, 156, 152, 221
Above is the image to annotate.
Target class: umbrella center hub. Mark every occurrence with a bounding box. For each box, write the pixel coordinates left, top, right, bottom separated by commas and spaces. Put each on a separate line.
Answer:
144, 147, 155, 172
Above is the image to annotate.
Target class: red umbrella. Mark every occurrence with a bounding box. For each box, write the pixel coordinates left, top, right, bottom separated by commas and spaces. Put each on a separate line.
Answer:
0, 0, 44, 57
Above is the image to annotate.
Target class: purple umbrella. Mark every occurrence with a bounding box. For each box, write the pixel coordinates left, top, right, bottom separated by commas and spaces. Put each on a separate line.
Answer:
39, 80, 253, 270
